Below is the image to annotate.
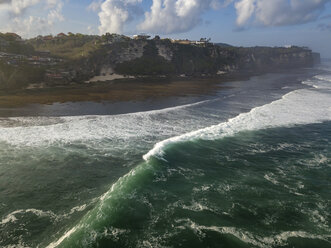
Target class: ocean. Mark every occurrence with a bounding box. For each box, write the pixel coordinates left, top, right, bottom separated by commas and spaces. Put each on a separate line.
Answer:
0, 63, 330, 248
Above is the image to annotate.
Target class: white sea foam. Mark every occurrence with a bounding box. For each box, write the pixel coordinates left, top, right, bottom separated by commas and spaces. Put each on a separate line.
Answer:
3, 243, 30, 248
42, 74, 331, 248
46, 225, 80, 248
0, 213, 18, 225
298, 153, 330, 168
0, 204, 89, 227
0, 100, 212, 147
143, 87, 331, 161
264, 173, 279, 185
0, 209, 58, 226
174, 200, 214, 213
303, 76, 331, 89
177, 218, 331, 248
315, 74, 331, 83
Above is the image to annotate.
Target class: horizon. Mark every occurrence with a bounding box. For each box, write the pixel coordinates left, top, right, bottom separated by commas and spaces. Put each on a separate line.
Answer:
0, 0, 331, 58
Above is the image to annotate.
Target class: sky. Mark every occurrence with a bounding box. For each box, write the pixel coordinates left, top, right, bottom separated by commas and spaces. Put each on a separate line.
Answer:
0, 0, 330, 57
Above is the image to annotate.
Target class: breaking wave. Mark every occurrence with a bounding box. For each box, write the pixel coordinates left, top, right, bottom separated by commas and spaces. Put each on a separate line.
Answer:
0, 99, 212, 146
144, 87, 331, 161
46, 73, 331, 247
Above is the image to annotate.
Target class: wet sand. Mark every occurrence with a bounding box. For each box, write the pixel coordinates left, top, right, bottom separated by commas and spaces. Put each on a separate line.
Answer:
0, 77, 237, 117
0, 78, 227, 108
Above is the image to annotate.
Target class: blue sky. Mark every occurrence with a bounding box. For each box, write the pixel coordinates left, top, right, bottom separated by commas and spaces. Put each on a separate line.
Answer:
0, 0, 331, 57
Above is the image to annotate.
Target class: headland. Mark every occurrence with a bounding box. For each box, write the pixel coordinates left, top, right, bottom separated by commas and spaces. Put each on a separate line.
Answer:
0, 32, 321, 108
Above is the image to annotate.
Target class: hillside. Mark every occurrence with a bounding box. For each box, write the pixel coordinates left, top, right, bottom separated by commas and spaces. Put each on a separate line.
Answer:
0, 32, 320, 90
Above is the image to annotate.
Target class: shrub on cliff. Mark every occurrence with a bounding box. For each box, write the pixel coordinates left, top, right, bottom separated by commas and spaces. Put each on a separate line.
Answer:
0, 62, 45, 89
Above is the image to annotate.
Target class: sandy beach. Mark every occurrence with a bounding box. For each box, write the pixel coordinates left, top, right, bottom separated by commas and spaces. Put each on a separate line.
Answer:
87, 73, 135, 83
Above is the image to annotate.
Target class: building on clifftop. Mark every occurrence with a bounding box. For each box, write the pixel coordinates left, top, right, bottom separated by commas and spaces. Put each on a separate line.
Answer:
133, 34, 151, 40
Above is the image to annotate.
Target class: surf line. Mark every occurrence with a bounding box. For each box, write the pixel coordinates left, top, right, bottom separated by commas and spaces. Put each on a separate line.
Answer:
143, 88, 331, 161
47, 86, 331, 247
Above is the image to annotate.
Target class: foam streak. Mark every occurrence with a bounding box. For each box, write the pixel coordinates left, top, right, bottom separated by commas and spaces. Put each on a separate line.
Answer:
144, 88, 331, 161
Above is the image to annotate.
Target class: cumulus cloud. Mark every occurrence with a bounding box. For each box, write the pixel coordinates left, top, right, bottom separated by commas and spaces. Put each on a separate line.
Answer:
0, 0, 41, 15
95, 0, 330, 35
139, 0, 223, 34
0, 0, 64, 37
95, 0, 232, 35
88, 0, 103, 12
98, 0, 142, 34
235, 0, 330, 27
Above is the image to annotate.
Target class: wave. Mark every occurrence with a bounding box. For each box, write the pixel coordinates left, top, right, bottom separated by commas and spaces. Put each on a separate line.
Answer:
316, 64, 331, 73
314, 75, 331, 83
1, 99, 211, 126
1, 209, 58, 226
143, 88, 331, 160
46, 160, 155, 248
46, 84, 331, 247
301, 75, 331, 89
0, 99, 212, 146
177, 218, 331, 248
122, 99, 213, 116
0, 204, 88, 226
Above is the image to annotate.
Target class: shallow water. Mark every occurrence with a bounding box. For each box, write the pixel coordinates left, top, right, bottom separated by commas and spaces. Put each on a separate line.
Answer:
0, 66, 330, 247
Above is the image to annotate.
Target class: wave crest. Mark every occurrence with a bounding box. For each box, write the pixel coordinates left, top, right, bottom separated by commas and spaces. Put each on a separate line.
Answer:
144, 88, 331, 160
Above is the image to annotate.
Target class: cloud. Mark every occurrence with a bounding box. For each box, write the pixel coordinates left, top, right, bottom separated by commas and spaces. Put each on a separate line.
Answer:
98, 0, 143, 34
235, 0, 254, 26
47, 1, 64, 24
88, 0, 103, 12
139, 0, 225, 34
318, 22, 331, 31
0, 0, 64, 37
95, 0, 231, 35
95, 0, 330, 35
235, 0, 330, 27
9, 16, 49, 35
0, 0, 41, 15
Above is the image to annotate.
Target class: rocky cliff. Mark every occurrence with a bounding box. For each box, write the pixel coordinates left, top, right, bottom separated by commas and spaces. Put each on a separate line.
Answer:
0, 33, 320, 89
70, 39, 317, 81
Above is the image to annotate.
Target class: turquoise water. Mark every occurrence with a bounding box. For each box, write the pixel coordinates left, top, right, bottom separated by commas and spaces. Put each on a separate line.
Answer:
0, 65, 330, 247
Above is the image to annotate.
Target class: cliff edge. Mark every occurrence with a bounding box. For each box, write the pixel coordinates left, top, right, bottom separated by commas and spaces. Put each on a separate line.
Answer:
0, 33, 320, 90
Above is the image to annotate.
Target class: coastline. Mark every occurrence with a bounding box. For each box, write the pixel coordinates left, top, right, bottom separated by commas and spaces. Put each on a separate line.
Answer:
0, 73, 251, 109
0, 67, 317, 116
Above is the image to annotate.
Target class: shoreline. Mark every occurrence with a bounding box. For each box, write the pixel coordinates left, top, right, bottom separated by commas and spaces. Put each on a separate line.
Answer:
0, 73, 251, 109
0, 67, 316, 111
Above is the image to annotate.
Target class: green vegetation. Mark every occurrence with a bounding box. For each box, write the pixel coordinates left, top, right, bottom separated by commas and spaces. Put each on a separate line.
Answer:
0, 33, 35, 55
0, 32, 316, 91
171, 44, 217, 75
28, 34, 101, 60
0, 62, 45, 89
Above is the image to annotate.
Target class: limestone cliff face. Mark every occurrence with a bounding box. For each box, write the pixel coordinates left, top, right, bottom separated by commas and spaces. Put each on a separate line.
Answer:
156, 44, 173, 61
69, 40, 318, 81
312, 52, 321, 65
18, 33, 319, 87
235, 48, 315, 72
